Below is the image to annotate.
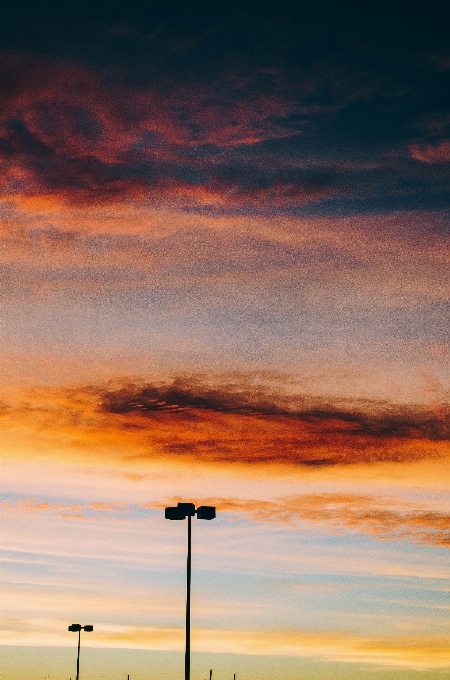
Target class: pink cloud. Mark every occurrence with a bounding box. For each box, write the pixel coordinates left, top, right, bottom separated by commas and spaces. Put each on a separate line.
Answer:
1, 497, 128, 520
0, 52, 304, 207
409, 139, 450, 164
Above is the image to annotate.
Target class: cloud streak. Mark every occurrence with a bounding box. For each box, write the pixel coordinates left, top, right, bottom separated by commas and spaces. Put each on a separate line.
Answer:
3, 488, 449, 548
96, 627, 450, 669
2, 212, 448, 308
5, 621, 448, 670
2, 378, 449, 475
0, 497, 129, 521
100, 378, 450, 439
158, 493, 450, 548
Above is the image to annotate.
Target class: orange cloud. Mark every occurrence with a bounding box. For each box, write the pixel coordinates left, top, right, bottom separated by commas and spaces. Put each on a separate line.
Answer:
6, 621, 447, 670
2, 379, 448, 474
92, 627, 450, 669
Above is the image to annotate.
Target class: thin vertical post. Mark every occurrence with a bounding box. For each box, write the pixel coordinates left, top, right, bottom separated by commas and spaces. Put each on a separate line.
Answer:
76, 629, 81, 680
209, 670, 212, 680
185, 514, 192, 680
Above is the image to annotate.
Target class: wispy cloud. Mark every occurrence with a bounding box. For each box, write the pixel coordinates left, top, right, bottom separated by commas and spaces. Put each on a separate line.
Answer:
156, 493, 450, 548
4, 621, 449, 669
0, 498, 129, 521
5, 491, 448, 548
95, 626, 450, 669
2, 212, 448, 320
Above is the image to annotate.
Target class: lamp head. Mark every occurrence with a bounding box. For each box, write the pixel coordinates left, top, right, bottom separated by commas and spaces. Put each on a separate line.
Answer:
165, 506, 186, 520
196, 505, 216, 520
165, 502, 196, 519
165, 502, 216, 520
177, 502, 196, 516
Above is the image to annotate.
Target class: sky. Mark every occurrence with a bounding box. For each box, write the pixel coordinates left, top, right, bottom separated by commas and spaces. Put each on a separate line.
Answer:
1, 1, 449, 679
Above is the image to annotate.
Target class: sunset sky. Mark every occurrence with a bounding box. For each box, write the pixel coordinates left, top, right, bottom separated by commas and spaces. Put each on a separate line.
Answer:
1, 2, 449, 679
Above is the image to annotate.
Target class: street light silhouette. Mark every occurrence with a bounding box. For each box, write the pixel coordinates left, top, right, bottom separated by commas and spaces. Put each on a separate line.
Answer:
165, 502, 216, 680
68, 624, 93, 680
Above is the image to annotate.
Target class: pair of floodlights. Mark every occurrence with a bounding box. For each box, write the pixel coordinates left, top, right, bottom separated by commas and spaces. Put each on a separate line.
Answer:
68, 624, 93, 633
165, 502, 215, 521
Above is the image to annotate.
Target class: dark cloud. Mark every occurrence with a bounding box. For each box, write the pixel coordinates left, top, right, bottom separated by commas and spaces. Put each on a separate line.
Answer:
100, 377, 449, 442
0, 50, 322, 207
1, 3, 449, 212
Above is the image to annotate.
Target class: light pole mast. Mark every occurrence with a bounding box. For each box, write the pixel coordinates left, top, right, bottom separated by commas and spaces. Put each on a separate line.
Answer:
68, 624, 93, 680
165, 502, 216, 680
76, 628, 81, 680
185, 513, 192, 680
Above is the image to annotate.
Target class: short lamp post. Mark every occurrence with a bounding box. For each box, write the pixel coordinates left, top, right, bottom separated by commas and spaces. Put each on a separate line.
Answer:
165, 502, 216, 680
68, 624, 93, 680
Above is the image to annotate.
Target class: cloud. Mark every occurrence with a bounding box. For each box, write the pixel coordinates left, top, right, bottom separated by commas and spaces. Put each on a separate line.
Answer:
5, 45, 426, 215
0, 497, 128, 521
6, 621, 447, 670
409, 139, 450, 164
3, 209, 448, 268
3, 5, 450, 218
4, 487, 449, 548
104, 627, 450, 669
157, 493, 449, 548
193, 164, 338, 208
2, 213, 449, 335
100, 376, 450, 441
2, 378, 449, 476
1, 51, 319, 210
0, 52, 146, 201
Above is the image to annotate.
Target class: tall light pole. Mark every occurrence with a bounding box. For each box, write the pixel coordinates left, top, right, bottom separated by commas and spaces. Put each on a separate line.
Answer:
165, 502, 216, 680
68, 624, 93, 680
